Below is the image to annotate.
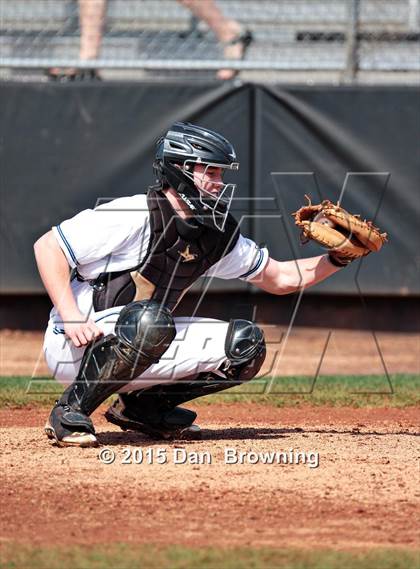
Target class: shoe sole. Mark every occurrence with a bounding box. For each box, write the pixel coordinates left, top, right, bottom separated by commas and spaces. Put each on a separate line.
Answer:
180, 423, 202, 440
104, 408, 202, 440
44, 421, 98, 448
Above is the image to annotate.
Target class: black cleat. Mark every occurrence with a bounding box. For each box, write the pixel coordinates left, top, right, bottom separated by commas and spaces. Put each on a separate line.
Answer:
105, 396, 201, 440
44, 401, 98, 447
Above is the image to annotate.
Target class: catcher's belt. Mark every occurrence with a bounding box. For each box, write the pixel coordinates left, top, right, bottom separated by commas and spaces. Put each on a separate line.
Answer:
293, 196, 388, 264
91, 188, 240, 312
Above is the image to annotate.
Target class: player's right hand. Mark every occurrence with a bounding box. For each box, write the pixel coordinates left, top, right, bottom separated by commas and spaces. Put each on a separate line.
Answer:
64, 319, 103, 347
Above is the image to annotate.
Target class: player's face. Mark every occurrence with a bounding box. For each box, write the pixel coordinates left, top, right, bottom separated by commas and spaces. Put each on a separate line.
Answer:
181, 159, 239, 231
193, 164, 224, 197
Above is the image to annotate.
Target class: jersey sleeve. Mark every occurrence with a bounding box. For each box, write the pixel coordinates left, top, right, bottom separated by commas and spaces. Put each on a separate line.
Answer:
51, 195, 148, 268
203, 234, 269, 281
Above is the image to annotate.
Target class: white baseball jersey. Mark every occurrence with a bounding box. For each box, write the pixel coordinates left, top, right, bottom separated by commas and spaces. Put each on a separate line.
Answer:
43, 193, 269, 388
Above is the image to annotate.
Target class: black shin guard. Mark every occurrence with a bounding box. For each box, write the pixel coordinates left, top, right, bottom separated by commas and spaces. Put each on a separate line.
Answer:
53, 301, 176, 431
120, 319, 266, 416
122, 374, 239, 413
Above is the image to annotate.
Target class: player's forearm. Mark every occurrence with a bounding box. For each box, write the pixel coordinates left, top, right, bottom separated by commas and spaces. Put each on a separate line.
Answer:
256, 254, 340, 295
278, 255, 340, 294
33, 231, 82, 321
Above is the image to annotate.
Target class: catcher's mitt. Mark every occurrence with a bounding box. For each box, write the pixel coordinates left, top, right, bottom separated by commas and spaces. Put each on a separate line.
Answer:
293, 196, 388, 265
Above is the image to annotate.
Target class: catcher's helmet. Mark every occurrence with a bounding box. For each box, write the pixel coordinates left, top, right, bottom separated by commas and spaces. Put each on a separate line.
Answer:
153, 122, 239, 231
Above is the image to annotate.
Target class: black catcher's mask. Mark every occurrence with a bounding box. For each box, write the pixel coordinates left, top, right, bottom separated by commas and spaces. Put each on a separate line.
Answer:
153, 122, 239, 232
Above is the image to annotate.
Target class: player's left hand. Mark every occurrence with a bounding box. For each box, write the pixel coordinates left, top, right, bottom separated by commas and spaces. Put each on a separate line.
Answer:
293, 196, 388, 265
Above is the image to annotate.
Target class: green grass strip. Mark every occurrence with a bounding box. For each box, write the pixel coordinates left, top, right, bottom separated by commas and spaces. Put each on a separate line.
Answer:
1, 544, 419, 569
0, 374, 419, 409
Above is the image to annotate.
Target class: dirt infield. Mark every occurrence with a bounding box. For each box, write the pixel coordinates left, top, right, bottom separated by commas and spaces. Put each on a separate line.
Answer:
1, 405, 418, 550
1, 328, 419, 377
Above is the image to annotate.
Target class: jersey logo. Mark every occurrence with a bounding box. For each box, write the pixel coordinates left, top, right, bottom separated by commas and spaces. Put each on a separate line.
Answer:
178, 245, 198, 263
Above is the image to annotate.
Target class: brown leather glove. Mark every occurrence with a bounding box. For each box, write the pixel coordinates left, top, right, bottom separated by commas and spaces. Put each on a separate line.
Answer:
293, 196, 388, 266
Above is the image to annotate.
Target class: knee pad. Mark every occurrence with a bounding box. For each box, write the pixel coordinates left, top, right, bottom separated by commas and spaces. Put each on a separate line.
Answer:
115, 300, 176, 366
224, 319, 266, 381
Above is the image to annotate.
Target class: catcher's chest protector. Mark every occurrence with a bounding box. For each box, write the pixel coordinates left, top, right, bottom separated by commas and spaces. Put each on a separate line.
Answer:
92, 189, 239, 312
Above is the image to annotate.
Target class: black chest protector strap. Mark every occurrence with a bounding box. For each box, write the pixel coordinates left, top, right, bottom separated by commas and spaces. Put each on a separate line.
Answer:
92, 189, 239, 312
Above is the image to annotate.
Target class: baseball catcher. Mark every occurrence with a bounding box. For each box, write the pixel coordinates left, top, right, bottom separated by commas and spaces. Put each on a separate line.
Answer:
34, 122, 388, 447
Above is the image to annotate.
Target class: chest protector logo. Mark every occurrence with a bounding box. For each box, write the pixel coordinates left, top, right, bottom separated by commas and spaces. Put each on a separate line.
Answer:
178, 245, 198, 263
92, 189, 239, 312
